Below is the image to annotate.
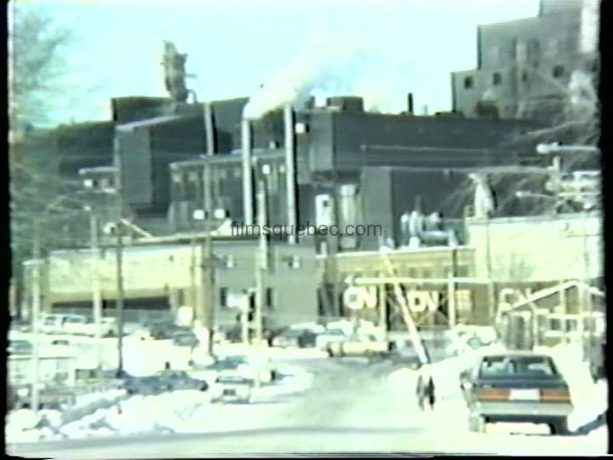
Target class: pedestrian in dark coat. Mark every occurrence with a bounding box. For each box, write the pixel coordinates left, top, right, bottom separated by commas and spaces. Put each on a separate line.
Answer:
426, 375, 436, 410
416, 372, 426, 410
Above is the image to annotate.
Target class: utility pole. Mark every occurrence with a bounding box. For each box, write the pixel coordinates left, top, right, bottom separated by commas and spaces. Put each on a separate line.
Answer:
30, 219, 41, 412
255, 179, 268, 345
89, 210, 103, 379
202, 101, 216, 357
113, 157, 125, 376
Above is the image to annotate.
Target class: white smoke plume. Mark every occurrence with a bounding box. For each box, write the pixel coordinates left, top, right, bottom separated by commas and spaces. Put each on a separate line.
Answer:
242, 29, 414, 119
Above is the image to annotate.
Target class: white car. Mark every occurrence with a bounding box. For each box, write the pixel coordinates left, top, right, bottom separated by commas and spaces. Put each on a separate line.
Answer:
39, 314, 70, 334
315, 329, 347, 350
62, 314, 90, 335
236, 357, 273, 384
210, 373, 253, 403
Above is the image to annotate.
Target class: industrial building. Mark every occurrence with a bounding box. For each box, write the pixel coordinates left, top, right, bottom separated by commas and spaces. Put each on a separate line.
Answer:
451, 0, 599, 122
15, 0, 601, 338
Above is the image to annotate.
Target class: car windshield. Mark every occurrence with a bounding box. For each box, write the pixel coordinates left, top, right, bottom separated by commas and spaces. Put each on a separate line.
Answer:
479, 356, 558, 378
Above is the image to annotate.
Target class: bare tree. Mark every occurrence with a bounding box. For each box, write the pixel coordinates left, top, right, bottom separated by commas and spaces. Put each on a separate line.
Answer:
8, 4, 72, 139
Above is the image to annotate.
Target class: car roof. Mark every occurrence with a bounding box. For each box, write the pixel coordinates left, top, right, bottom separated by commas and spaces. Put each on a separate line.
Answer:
480, 351, 552, 359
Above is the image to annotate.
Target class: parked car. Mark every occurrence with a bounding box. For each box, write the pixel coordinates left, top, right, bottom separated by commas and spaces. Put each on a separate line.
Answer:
172, 330, 199, 347
271, 328, 317, 348
39, 313, 70, 334
203, 354, 275, 383
315, 329, 347, 350
327, 334, 390, 358
145, 321, 190, 340
210, 373, 253, 403
460, 351, 573, 434
123, 370, 208, 395
8, 339, 33, 356
62, 314, 90, 335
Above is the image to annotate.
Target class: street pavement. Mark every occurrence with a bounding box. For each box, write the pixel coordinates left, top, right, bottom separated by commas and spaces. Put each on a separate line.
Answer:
7, 353, 608, 457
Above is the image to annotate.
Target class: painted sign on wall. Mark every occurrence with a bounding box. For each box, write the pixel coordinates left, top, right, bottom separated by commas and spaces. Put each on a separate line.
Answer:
343, 285, 472, 313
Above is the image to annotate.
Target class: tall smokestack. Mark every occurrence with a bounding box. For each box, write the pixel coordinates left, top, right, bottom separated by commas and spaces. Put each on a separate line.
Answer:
204, 102, 215, 156
284, 105, 297, 244
407, 93, 414, 115
242, 119, 254, 225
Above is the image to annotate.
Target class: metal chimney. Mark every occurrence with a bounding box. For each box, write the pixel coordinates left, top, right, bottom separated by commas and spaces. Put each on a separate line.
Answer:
241, 118, 254, 225
407, 93, 414, 115
284, 105, 297, 244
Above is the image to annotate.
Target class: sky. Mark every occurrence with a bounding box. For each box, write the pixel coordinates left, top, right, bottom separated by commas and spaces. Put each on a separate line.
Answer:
13, 0, 542, 124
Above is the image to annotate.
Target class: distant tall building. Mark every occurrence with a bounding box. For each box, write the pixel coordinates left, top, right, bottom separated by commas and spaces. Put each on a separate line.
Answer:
451, 0, 599, 121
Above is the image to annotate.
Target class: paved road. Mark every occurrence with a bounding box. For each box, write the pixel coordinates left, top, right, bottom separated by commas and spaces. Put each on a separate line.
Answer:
7, 355, 607, 457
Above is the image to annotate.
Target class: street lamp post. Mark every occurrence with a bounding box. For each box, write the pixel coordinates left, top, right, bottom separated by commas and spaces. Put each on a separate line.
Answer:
86, 207, 104, 379
30, 219, 42, 412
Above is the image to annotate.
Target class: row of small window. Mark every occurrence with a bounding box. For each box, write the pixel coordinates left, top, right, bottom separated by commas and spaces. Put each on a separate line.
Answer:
172, 168, 241, 183
463, 65, 569, 89
488, 38, 574, 63
354, 265, 470, 279
218, 255, 301, 269
172, 163, 286, 184
219, 287, 275, 309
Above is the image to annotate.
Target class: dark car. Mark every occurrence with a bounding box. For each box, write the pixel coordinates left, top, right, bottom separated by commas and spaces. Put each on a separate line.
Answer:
460, 352, 573, 435
145, 321, 190, 340
123, 370, 208, 395
203, 355, 248, 372
172, 330, 199, 347
271, 329, 317, 348
8, 339, 33, 356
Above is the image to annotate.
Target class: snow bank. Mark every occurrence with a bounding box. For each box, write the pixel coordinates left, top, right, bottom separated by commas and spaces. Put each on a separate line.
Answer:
5, 389, 128, 443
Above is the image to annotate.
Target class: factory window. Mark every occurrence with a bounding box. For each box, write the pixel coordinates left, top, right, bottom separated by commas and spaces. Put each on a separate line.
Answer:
463, 76, 474, 89
408, 267, 418, 279
233, 167, 242, 179
521, 70, 529, 82
492, 72, 503, 85
552, 65, 565, 78
266, 288, 274, 309
456, 265, 469, 277
221, 255, 235, 269
422, 267, 432, 279
288, 256, 301, 269
218, 169, 227, 180
219, 287, 228, 308
172, 172, 182, 183
188, 171, 199, 182
527, 39, 540, 61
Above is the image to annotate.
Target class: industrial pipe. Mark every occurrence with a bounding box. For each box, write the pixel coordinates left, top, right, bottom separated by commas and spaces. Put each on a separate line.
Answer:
242, 118, 254, 225
284, 105, 297, 244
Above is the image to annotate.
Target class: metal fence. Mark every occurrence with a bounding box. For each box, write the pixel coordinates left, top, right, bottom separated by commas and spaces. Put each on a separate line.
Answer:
50, 307, 173, 325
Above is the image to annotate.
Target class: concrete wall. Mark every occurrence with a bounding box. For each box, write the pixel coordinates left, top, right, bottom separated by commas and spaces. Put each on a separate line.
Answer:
465, 212, 603, 283
41, 240, 319, 328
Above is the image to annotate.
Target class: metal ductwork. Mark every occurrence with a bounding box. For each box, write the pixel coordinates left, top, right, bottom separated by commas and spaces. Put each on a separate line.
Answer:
400, 210, 458, 247
284, 105, 297, 244
241, 119, 253, 225
407, 93, 414, 115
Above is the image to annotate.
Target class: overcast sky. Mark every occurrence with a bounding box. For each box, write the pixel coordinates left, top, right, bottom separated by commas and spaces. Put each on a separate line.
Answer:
16, 0, 541, 123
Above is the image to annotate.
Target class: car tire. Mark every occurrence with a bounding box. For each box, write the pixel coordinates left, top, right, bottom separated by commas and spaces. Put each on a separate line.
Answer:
550, 418, 569, 436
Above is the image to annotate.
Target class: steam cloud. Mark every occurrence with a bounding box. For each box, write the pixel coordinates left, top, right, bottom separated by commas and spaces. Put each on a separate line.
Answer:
242, 30, 414, 119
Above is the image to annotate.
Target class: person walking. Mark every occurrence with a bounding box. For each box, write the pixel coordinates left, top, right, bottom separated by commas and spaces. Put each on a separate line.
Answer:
416, 371, 426, 410
425, 374, 436, 410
